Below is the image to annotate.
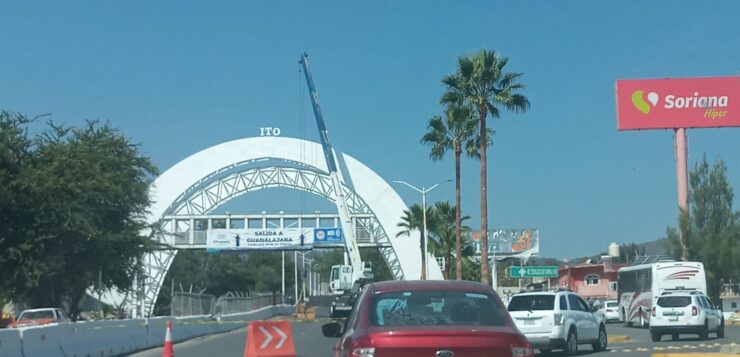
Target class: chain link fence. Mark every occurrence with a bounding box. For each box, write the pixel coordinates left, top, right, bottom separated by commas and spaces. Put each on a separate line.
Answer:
211, 292, 275, 315
171, 291, 276, 316
171, 292, 215, 316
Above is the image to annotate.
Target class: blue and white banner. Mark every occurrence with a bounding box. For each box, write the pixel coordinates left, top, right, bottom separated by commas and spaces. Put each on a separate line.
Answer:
206, 228, 313, 251
313, 227, 344, 244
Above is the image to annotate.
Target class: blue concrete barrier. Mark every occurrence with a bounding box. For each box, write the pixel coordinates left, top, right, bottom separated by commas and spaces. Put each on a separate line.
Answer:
0, 329, 23, 357
19, 324, 62, 357
6, 303, 293, 357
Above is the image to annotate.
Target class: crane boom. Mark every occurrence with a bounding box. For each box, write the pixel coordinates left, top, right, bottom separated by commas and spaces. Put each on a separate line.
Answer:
299, 53, 367, 288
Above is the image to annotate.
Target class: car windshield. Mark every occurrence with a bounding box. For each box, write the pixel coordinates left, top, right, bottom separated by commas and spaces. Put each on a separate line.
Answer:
20, 310, 55, 320
371, 290, 508, 327
507, 295, 555, 311
657, 296, 692, 308
606, 302, 619, 307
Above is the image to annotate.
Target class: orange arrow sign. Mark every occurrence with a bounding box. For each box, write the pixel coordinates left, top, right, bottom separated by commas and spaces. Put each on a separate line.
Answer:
244, 320, 295, 357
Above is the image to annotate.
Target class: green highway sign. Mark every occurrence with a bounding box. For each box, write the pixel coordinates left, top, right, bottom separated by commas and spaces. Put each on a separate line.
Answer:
510, 266, 559, 278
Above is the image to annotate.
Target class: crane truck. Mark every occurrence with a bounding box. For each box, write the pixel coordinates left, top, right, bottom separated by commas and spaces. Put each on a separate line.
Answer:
299, 53, 373, 317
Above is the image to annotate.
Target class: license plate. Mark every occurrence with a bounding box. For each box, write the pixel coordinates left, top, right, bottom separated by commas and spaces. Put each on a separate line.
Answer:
669, 318, 678, 322
524, 320, 535, 326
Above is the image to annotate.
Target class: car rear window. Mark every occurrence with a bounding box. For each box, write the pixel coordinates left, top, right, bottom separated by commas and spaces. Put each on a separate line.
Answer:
20, 310, 55, 320
508, 295, 555, 311
657, 296, 692, 308
371, 290, 508, 327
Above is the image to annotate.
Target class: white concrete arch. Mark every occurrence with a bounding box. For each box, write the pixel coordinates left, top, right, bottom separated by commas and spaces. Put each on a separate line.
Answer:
115, 136, 442, 316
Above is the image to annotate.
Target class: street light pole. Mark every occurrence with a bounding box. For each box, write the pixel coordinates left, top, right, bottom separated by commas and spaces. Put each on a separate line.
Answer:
393, 180, 440, 280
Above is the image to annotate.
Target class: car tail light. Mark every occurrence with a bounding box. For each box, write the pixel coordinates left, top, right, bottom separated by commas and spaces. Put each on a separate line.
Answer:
553, 313, 564, 325
606, 309, 614, 313
651, 307, 656, 317
512, 346, 534, 357
351, 337, 375, 357
692, 306, 698, 316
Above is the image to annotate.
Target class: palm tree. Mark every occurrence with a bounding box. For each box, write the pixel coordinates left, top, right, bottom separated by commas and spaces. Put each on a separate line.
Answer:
396, 203, 435, 280
441, 49, 530, 285
427, 201, 471, 279
421, 104, 480, 280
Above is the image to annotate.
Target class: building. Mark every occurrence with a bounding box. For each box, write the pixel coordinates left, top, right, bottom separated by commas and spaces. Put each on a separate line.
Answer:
720, 282, 740, 314
553, 259, 624, 301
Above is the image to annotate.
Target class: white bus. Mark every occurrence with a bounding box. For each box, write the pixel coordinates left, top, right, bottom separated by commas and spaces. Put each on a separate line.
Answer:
617, 261, 706, 327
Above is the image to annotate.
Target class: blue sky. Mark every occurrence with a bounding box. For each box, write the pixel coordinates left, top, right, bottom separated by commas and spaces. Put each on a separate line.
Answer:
2, 1, 739, 260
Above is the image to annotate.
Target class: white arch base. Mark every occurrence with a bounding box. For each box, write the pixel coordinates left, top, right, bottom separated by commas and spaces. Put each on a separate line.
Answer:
103, 137, 442, 317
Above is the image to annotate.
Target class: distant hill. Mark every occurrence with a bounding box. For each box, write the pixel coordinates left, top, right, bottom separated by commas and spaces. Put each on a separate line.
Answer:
528, 238, 672, 266
638, 238, 671, 256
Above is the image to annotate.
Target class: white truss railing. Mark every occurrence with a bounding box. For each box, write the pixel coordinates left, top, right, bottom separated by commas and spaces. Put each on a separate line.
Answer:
130, 164, 404, 316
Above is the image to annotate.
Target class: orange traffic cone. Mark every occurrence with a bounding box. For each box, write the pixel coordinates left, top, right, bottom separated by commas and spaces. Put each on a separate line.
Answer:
162, 320, 174, 357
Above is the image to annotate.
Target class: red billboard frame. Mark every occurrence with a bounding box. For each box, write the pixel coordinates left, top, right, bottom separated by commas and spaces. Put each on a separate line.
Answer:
616, 76, 740, 130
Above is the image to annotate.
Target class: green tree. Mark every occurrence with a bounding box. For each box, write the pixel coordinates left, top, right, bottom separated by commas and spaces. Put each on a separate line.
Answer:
0, 116, 159, 318
427, 201, 471, 279
24, 121, 159, 318
0, 112, 37, 306
666, 156, 740, 301
421, 104, 482, 280
441, 49, 530, 284
397, 203, 435, 280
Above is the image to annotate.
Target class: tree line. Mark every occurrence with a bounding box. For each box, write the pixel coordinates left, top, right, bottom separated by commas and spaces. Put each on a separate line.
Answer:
0, 112, 158, 319
666, 157, 740, 302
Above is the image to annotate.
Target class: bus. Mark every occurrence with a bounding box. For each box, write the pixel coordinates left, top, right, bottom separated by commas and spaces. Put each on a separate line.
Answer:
617, 261, 706, 327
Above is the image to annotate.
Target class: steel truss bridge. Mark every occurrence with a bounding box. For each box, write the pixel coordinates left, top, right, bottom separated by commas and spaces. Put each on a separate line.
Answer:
104, 136, 441, 317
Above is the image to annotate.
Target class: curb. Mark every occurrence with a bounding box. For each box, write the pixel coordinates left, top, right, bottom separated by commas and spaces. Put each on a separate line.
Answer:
608, 335, 631, 343
651, 354, 739, 357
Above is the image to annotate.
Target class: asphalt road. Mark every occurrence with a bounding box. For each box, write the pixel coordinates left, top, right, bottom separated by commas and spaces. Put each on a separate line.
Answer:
129, 319, 739, 357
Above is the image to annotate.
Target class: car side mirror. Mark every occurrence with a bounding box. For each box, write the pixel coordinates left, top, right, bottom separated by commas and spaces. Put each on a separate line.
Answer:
591, 305, 599, 313
322, 322, 343, 338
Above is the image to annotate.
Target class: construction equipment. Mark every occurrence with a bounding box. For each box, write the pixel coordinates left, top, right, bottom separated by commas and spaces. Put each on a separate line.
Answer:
299, 53, 373, 317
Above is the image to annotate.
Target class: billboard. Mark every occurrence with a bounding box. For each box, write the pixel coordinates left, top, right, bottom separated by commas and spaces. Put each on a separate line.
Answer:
469, 229, 539, 257
313, 227, 344, 244
616, 76, 740, 130
206, 228, 313, 251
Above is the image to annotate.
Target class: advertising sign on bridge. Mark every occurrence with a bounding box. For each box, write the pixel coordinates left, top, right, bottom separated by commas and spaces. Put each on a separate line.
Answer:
616, 76, 740, 130
313, 227, 344, 244
206, 228, 313, 251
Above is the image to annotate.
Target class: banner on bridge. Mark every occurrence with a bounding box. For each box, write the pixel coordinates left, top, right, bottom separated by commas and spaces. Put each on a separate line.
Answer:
206, 228, 314, 251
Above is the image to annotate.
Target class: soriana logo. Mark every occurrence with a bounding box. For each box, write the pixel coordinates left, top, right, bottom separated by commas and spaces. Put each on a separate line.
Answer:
616, 76, 740, 130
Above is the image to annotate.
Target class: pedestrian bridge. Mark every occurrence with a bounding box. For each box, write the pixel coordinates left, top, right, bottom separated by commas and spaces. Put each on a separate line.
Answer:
103, 136, 443, 317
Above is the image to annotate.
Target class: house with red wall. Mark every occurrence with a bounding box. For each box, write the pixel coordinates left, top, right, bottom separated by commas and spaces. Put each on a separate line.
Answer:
553, 259, 624, 301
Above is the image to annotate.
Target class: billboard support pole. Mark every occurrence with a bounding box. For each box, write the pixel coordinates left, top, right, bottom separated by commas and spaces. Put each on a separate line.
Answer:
675, 128, 690, 261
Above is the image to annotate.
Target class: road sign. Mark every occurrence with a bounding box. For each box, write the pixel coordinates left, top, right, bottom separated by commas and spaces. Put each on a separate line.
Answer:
313, 227, 344, 244
510, 266, 559, 278
244, 320, 295, 357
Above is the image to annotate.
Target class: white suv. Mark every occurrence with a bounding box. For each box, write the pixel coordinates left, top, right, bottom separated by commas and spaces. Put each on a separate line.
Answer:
649, 291, 725, 341
507, 290, 607, 355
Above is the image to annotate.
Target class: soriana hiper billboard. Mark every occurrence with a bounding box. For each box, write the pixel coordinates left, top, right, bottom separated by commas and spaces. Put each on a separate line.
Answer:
616, 76, 740, 130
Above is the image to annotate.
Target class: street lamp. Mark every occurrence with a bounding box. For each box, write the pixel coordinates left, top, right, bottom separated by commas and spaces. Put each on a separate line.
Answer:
393, 180, 441, 280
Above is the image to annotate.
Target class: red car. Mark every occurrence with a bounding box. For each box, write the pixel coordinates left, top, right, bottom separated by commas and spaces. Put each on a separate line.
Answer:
9, 308, 70, 328
322, 280, 533, 357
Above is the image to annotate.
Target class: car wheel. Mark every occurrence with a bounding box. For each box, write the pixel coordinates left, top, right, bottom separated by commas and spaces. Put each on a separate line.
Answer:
699, 321, 709, 340
650, 330, 661, 342
671, 333, 679, 341
717, 319, 725, 338
564, 328, 578, 356
592, 325, 608, 352
623, 308, 632, 327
